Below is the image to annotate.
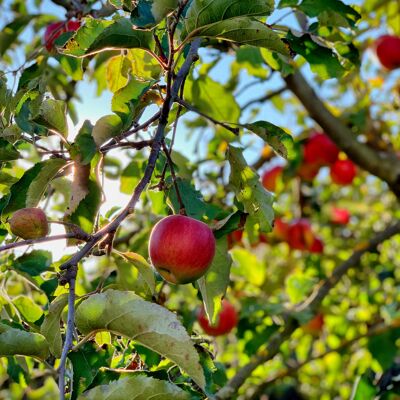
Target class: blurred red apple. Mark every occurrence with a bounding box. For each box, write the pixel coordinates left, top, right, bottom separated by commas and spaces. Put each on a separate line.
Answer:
309, 236, 324, 254
262, 165, 283, 192
330, 159, 356, 185
374, 35, 400, 70
303, 132, 339, 165
331, 208, 351, 225
274, 217, 289, 241
197, 299, 238, 336
287, 219, 315, 250
9, 208, 49, 240
303, 314, 324, 335
297, 162, 320, 181
149, 215, 215, 284
44, 20, 81, 52
227, 229, 244, 249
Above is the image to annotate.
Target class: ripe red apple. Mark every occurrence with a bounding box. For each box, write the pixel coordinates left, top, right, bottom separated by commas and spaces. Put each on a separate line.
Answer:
44, 20, 81, 52
9, 208, 49, 240
309, 236, 324, 254
374, 35, 400, 70
262, 165, 283, 192
330, 159, 356, 185
227, 229, 244, 249
149, 215, 216, 284
303, 132, 339, 165
302, 314, 324, 335
331, 207, 351, 225
197, 299, 238, 336
297, 162, 320, 181
287, 219, 315, 251
274, 217, 289, 241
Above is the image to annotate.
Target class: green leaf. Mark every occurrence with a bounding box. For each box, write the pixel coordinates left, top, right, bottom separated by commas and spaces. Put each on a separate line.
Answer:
115, 251, 156, 296
106, 55, 132, 93
12, 296, 43, 324
167, 178, 221, 221
41, 294, 69, 358
33, 98, 68, 137
184, 76, 240, 123
183, 0, 274, 37
197, 238, 232, 324
80, 375, 189, 399
368, 328, 400, 369
0, 322, 49, 360
92, 114, 123, 147
120, 157, 146, 194
131, 0, 179, 28
75, 290, 205, 388
70, 120, 97, 165
286, 32, 347, 79
286, 272, 317, 303
228, 146, 274, 232
1, 159, 66, 216
188, 17, 289, 55
0, 138, 20, 161
244, 121, 295, 160
350, 372, 377, 400
12, 250, 53, 277
0, 15, 34, 56
231, 248, 265, 286
297, 0, 361, 28
63, 18, 155, 57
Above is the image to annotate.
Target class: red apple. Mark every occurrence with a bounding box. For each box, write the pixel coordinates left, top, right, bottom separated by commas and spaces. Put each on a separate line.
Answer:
44, 20, 81, 52
197, 299, 238, 336
303, 132, 339, 165
9, 208, 49, 240
374, 35, 400, 70
303, 314, 324, 335
262, 165, 283, 192
309, 236, 324, 254
287, 219, 315, 251
227, 229, 244, 249
149, 215, 216, 284
297, 162, 320, 181
330, 159, 356, 185
274, 217, 289, 241
331, 207, 351, 225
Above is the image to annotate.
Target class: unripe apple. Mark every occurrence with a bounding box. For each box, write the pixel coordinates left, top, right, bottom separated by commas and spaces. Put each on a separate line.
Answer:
149, 215, 216, 284
330, 159, 356, 185
302, 313, 324, 335
197, 299, 238, 336
262, 165, 283, 192
331, 207, 351, 225
287, 219, 314, 251
303, 132, 339, 165
374, 35, 400, 70
9, 208, 49, 240
44, 20, 81, 52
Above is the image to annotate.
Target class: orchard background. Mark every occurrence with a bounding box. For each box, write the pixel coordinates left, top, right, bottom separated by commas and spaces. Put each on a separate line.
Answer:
0, 0, 400, 399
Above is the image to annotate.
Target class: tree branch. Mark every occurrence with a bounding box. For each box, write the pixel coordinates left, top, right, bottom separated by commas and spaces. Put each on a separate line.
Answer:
215, 221, 400, 399
241, 86, 287, 110
284, 71, 400, 197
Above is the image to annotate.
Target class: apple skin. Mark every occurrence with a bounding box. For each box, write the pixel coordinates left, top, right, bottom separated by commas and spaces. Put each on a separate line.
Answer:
331, 207, 351, 225
330, 159, 356, 185
9, 208, 49, 240
274, 217, 289, 241
262, 165, 283, 192
297, 162, 320, 182
44, 20, 81, 52
149, 215, 216, 284
227, 229, 244, 249
287, 219, 315, 251
374, 35, 400, 70
303, 132, 339, 165
302, 314, 324, 335
309, 236, 324, 254
197, 299, 238, 336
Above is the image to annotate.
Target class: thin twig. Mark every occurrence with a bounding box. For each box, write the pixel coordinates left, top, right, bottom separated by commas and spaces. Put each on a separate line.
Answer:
241, 86, 287, 110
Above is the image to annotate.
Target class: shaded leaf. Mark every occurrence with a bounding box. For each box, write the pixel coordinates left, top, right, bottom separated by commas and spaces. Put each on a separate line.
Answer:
70, 120, 97, 165
33, 98, 68, 137
197, 238, 232, 324
0, 139, 20, 161
80, 375, 189, 399
228, 146, 274, 232
12, 250, 53, 277
92, 114, 123, 147
75, 290, 205, 388
131, 0, 179, 28
41, 294, 69, 358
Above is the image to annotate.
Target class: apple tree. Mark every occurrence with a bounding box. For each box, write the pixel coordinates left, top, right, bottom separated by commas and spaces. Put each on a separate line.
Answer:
0, 0, 400, 399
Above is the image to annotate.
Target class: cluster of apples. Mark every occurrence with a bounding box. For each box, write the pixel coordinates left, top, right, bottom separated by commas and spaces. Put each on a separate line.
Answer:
262, 132, 357, 190
374, 35, 400, 70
